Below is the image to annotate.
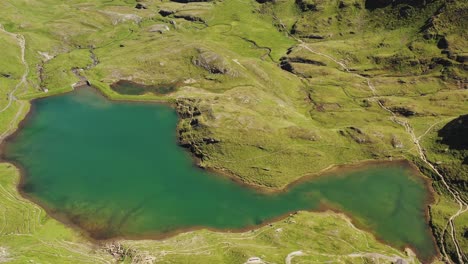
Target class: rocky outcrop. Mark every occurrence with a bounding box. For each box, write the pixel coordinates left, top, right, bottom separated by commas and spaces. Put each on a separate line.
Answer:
173, 13, 206, 23
159, 9, 174, 17
339, 126, 372, 144
175, 98, 215, 160
388, 106, 417, 117
287, 57, 327, 66
148, 24, 170, 34
176, 98, 202, 119
295, 0, 318, 11
279, 56, 326, 77
135, 3, 147, 9
193, 50, 238, 76
391, 135, 404, 148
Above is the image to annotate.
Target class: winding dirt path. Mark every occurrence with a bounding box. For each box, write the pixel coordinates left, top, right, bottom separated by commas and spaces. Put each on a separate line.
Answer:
0, 25, 28, 114
290, 36, 467, 263
0, 25, 29, 142
285, 250, 304, 264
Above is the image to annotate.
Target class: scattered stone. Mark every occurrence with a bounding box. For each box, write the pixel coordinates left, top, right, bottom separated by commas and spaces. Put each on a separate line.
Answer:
183, 78, 196, 84
38, 51, 54, 61
202, 137, 220, 144
245, 256, 264, 264
340, 127, 372, 144
104, 243, 136, 261
395, 259, 407, 264
0, 247, 11, 263
391, 135, 403, 148
101, 11, 142, 25
148, 24, 170, 34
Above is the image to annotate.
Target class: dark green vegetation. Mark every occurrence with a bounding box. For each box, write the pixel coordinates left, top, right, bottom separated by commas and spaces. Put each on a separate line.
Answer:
0, 0, 467, 262
4, 88, 435, 260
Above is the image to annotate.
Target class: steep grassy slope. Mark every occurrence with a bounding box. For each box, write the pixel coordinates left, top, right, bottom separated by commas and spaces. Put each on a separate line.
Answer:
0, 0, 467, 262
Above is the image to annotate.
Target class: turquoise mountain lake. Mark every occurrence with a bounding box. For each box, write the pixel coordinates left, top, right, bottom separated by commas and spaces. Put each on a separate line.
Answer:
2, 88, 436, 261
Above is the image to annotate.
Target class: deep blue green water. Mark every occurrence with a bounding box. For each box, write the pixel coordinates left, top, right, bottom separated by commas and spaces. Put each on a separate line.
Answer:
3, 88, 437, 261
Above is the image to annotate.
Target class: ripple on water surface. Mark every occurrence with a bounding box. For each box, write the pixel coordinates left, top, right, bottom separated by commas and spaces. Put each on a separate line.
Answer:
3, 88, 437, 261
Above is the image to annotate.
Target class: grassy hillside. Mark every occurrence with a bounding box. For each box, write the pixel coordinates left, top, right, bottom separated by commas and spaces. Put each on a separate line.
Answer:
0, 0, 467, 262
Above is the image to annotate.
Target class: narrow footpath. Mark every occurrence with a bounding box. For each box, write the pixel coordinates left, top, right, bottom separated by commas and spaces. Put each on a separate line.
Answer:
272, 14, 468, 260
0, 24, 29, 141
296, 39, 468, 263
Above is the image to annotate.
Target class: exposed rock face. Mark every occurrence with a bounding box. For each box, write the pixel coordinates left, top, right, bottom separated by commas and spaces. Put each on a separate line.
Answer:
135, 3, 147, 9
279, 56, 326, 76
176, 98, 202, 119
175, 98, 214, 160
389, 106, 417, 117
438, 114, 468, 151
193, 50, 238, 76
339, 126, 372, 144
159, 9, 174, 17
285, 57, 326, 66
173, 13, 205, 23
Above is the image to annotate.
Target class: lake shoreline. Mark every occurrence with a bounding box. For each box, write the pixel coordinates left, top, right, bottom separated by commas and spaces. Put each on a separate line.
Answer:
0, 86, 439, 263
